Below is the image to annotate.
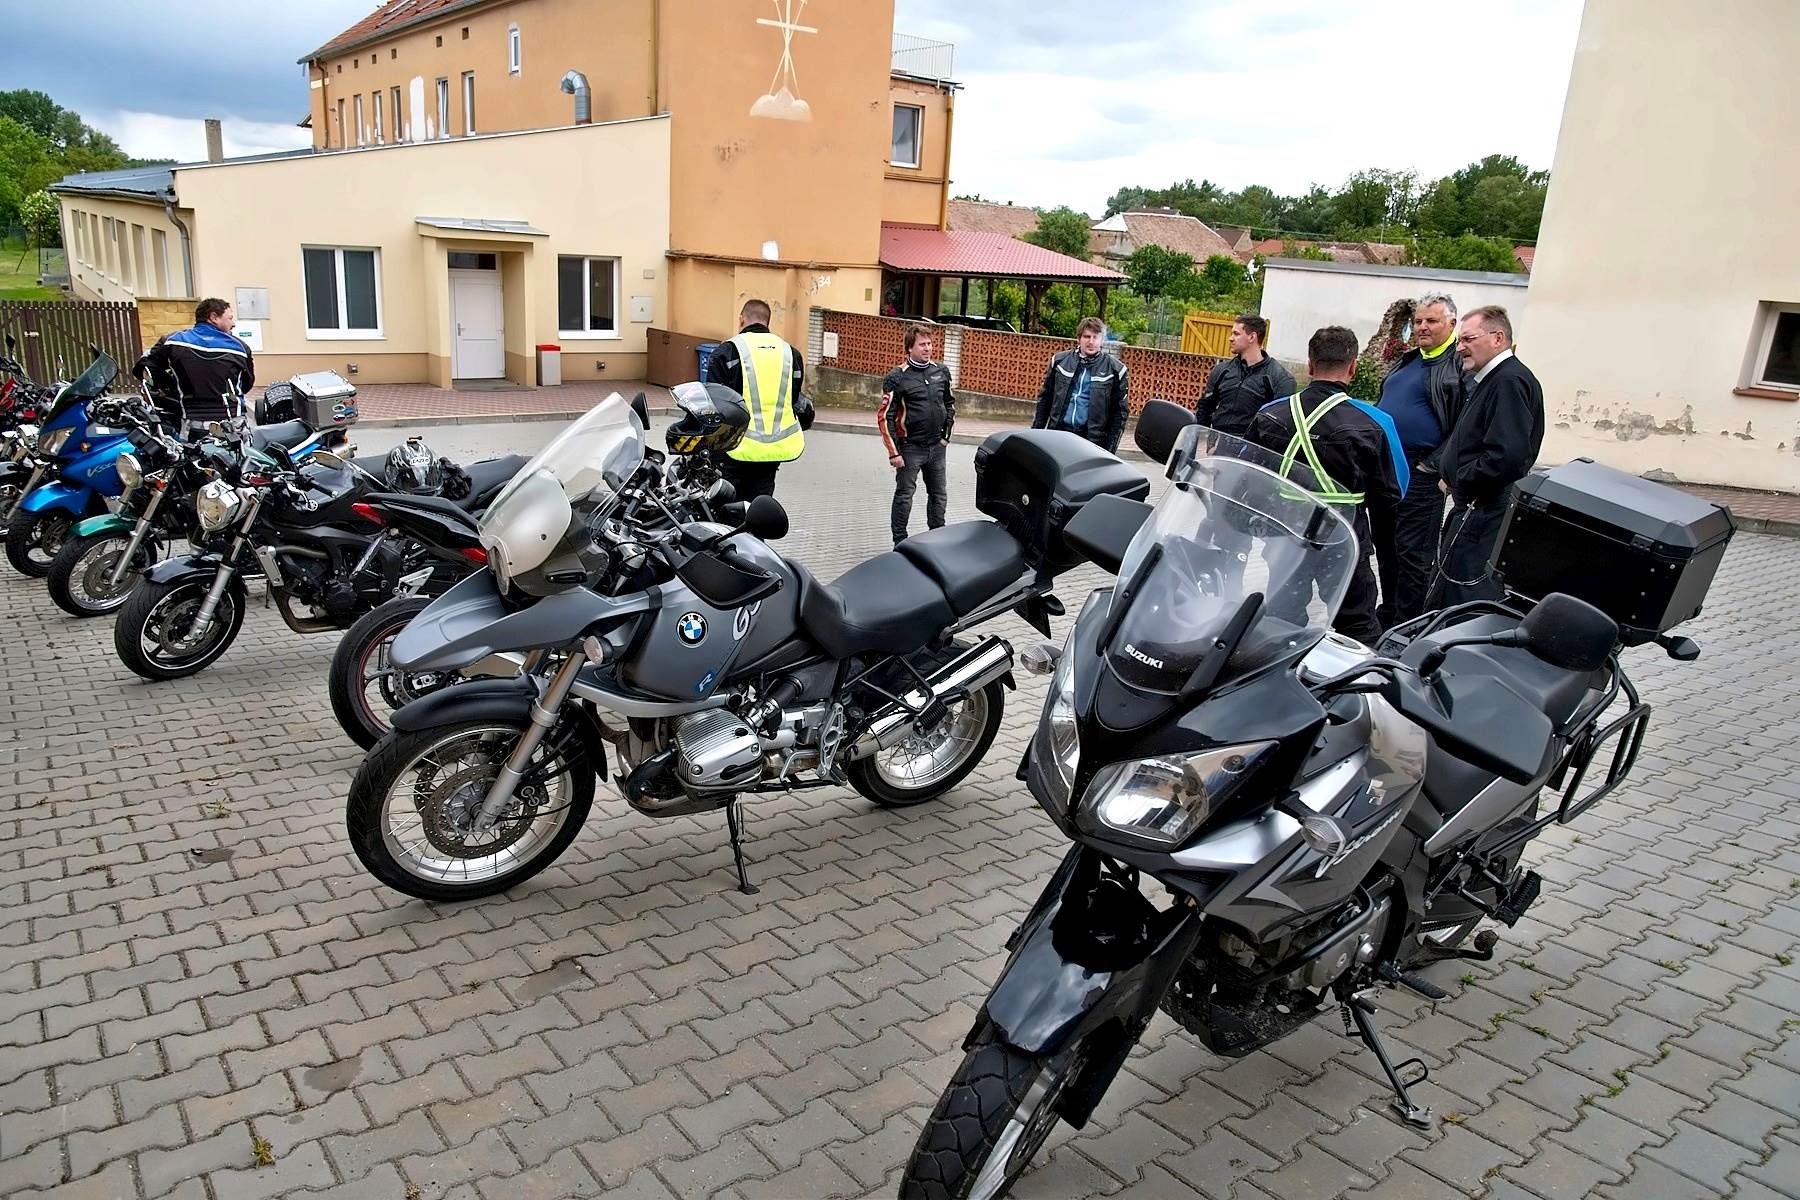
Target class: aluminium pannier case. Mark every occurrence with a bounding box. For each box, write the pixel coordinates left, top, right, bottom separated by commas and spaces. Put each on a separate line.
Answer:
1494, 458, 1735, 645
290, 371, 360, 429
975, 429, 1150, 572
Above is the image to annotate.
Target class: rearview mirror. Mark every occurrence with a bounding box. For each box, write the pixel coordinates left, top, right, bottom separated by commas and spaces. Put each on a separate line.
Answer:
1517, 593, 1617, 672
631, 391, 651, 429
309, 450, 349, 471
1134, 399, 1197, 465
742, 494, 789, 542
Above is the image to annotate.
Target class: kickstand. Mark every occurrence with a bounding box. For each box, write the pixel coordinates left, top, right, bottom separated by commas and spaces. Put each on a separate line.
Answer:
725, 800, 759, 895
1342, 992, 1433, 1128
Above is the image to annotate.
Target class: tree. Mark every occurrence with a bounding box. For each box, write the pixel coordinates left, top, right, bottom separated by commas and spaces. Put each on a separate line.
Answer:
1022, 206, 1093, 261
1284, 241, 1334, 261
1412, 178, 1463, 236
1196, 254, 1245, 298
1408, 232, 1523, 274
20, 191, 60, 246
1332, 169, 1416, 235
0, 115, 51, 226
1123, 244, 1194, 298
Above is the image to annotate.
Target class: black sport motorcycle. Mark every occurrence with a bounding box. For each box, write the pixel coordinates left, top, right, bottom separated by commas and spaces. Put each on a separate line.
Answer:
898, 408, 1728, 1200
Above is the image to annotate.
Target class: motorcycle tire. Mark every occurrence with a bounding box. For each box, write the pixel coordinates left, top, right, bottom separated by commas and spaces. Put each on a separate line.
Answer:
329, 594, 439, 750
901, 1030, 1083, 1200
5, 510, 74, 578
47, 529, 154, 617
346, 717, 598, 902
114, 576, 246, 681
847, 680, 1004, 808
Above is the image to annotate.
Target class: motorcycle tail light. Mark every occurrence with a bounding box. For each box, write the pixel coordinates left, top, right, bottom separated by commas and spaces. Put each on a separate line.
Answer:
459, 545, 488, 564
351, 502, 386, 526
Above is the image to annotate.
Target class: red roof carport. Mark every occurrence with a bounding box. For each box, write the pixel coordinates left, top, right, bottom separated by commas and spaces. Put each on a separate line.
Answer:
878, 222, 1125, 330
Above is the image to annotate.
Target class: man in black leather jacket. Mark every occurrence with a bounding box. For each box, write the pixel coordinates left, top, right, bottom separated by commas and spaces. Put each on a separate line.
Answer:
1032, 317, 1129, 451
1197, 315, 1296, 437
134, 298, 254, 428
1374, 292, 1468, 627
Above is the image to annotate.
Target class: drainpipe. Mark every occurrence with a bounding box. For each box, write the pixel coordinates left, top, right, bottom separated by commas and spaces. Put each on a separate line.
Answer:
559, 71, 592, 125
162, 190, 195, 298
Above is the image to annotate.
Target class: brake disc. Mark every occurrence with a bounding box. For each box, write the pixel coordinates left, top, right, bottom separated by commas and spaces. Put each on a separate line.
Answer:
416, 764, 545, 858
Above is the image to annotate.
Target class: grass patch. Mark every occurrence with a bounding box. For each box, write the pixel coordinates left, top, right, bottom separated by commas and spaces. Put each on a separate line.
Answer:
0, 237, 65, 301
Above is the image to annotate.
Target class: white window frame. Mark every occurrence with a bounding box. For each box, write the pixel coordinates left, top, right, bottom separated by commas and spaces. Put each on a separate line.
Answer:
372, 90, 384, 144
508, 25, 522, 75
302, 246, 386, 341
462, 72, 477, 135
890, 103, 923, 169
353, 94, 365, 146
1751, 302, 1800, 392
435, 77, 450, 139
557, 255, 622, 339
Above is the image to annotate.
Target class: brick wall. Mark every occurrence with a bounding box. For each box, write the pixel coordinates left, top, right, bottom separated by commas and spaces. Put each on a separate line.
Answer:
819, 311, 919, 379
137, 297, 197, 353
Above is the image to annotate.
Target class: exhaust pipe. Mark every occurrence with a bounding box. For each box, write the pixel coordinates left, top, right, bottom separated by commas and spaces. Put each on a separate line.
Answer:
846, 637, 1013, 761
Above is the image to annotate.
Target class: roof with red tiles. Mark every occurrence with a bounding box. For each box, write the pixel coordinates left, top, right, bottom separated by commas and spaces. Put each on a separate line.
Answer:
300, 0, 498, 63
945, 199, 1049, 239
880, 223, 1124, 282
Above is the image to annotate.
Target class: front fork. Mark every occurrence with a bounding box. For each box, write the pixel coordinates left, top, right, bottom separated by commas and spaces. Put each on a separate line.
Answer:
188, 499, 260, 636
1, 462, 47, 520
107, 483, 168, 588
470, 652, 587, 834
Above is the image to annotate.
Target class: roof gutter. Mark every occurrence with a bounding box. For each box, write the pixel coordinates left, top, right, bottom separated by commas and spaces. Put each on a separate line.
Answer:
161, 189, 196, 298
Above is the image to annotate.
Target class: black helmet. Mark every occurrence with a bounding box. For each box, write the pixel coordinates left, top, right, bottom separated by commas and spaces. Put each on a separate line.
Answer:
384, 436, 443, 494
666, 382, 750, 456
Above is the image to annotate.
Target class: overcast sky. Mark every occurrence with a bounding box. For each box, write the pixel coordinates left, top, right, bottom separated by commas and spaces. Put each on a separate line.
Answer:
2, 0, 1582, 212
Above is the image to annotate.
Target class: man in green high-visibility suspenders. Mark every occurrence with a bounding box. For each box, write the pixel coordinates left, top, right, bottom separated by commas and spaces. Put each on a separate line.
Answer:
1246, 326, 1407, 645
705, 299, 812, 501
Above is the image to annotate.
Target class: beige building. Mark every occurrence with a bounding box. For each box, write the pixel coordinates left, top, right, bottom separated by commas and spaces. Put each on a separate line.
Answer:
1526, 0, 1799, 492
53, 0, 960, 385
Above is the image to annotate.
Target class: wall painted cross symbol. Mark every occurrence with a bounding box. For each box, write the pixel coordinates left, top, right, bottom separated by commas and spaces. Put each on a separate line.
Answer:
750, 0, 817, 121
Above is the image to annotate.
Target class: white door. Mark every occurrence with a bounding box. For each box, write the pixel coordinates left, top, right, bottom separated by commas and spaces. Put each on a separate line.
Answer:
450, 270, 505, 379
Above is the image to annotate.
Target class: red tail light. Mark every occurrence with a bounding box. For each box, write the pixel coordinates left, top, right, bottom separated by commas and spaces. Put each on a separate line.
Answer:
351, 502, 386, 526
460, 545, 488, 564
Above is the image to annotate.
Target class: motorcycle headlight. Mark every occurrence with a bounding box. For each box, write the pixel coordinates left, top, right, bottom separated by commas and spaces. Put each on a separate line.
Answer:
1034, 651, 1081, 813
115, 453, 143, 488
195, 480, 244, 531
1079, 741, 1279, 848
39, 427, 71, 456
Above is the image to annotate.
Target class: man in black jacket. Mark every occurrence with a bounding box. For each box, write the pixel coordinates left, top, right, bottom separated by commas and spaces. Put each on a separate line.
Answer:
134, 298, 254, 427
879, 325, 956, 546
1247, 326, 1406, 644
1373, 291, 1468, 627
1032, 317, 1129, 451
1428, 305, 1544, 608
1197, 314, 1296, 436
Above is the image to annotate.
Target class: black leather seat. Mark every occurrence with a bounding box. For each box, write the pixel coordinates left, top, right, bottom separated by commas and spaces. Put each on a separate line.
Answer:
458, 455, 527, 508
796, 552, 954, 660
895, 520, 1028, 616
1399, 616, 1601, 728
363, 491, 479, 530
249, 420, 316, 452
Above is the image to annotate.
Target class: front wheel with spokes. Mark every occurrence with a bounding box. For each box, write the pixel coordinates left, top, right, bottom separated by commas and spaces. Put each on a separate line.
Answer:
901, 1031, 1085, 1200
346, 718, 597, 901
848, 679, 1004, 809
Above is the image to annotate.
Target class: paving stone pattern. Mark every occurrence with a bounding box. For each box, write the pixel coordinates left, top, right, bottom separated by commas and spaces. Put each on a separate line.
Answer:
1, 429, 1796, 1199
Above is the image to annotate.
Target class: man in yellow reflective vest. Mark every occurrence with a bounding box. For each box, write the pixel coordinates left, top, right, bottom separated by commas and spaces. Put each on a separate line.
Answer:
705, 298, 812, 500
1246, 326, 1406, 645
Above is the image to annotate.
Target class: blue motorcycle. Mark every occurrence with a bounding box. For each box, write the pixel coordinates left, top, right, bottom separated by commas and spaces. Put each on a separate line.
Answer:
3, 353, 136, 577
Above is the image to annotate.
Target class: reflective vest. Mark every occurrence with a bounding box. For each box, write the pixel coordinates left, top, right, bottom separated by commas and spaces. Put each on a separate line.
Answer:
1277, 392, 1364, 506
727, 332, 804, 463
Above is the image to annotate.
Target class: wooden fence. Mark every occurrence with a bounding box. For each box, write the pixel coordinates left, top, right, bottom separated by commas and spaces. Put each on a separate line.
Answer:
1180, 310, 1265, 357
0, 300, 141, 381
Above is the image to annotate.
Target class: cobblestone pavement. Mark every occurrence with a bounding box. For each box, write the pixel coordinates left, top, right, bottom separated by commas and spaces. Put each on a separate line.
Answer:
2, 428, 1797, 1200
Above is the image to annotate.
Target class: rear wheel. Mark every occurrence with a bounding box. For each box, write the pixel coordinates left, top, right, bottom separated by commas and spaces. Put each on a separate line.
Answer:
848, 680, 1004, 808
901, 1031, 1084, 1200
47, 529, 159, 617
6, 510, 74, 577
346, 718, 597, 901
114, 576, 245, 680
328, 595, 460, 750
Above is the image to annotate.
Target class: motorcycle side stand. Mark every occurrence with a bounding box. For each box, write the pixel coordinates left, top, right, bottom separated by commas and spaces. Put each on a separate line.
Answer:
1339, 989, 1433, 1129
725, 800, 759, 895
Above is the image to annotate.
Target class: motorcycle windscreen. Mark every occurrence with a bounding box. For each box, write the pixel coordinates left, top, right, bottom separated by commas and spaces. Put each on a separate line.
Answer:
479, 394, 644, 593
46, 353, 119, 420
1107, 449, 1357, 695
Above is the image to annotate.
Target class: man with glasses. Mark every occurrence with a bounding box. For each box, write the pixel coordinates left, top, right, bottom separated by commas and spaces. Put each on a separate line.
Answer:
1374, 292, 1467, 628
1428, 305, 1543, 607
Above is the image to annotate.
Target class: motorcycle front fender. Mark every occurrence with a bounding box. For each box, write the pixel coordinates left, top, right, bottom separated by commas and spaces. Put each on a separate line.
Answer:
142, 553, 224, 587
73, 512, 137, 539
19, 480, 97, 516
978, 845, 1203, 1057
391, 675, 536, 733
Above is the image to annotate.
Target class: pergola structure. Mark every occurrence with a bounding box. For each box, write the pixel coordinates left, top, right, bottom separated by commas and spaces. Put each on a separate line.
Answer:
878, 223, 1125, 330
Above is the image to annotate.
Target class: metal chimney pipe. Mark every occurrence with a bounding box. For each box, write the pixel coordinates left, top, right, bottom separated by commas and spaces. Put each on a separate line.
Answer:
559, 71, 592, 125
204, 119, 224, 163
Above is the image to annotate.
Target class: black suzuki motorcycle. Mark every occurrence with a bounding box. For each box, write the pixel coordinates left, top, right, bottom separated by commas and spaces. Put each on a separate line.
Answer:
898, 407, 1731, 1200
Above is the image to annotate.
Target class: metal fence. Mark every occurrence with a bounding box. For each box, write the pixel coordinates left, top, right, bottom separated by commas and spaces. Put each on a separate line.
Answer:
0, 299, 141, 381
892, 33, 955, 80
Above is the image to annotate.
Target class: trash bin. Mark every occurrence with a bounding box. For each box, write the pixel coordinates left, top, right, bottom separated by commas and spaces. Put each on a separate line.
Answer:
536, 343, 562, 387
696, 342, 720, 383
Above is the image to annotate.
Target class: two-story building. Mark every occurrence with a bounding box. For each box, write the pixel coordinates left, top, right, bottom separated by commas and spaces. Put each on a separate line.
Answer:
51, 0, 963, 388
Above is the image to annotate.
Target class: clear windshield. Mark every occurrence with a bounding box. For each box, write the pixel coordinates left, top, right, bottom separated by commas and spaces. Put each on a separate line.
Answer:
1107, 425, 1358, 693
53, 353, 119, 414
479, 394, 645, 588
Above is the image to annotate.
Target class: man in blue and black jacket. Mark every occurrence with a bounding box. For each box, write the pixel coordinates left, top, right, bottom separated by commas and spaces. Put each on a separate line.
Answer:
1247, 326, 1406, 645
135, 298, 255, 427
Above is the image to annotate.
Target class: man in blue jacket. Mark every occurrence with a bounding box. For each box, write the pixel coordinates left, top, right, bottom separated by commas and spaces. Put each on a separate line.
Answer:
135, 298, 255, 427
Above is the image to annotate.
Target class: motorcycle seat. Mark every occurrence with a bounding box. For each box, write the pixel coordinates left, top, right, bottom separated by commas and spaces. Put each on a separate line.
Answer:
895, 520, 1029, 617
249, 420, 317, 452
796, 551, 955, 660
364, 491, 479, 531
458, 455, 528, 509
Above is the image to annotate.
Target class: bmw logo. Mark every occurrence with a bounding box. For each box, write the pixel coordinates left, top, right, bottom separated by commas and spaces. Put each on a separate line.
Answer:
677, 612, 707, 646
